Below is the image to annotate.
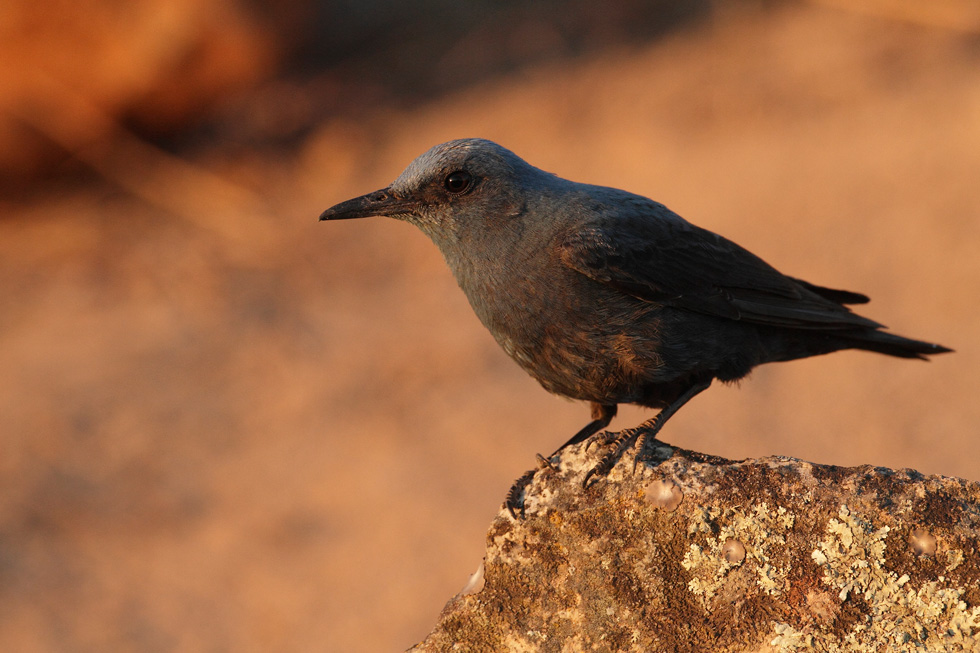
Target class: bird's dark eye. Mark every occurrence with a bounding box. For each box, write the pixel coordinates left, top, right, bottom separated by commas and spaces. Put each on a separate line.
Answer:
444, 171, 473, 194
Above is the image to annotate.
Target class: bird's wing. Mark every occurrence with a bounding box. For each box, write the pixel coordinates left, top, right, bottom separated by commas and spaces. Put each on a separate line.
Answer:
559, 208, 880, 330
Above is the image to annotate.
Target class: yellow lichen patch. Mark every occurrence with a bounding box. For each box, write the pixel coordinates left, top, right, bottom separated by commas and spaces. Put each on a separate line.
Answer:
682, 503, 795, 605
947, 549, 964, 572
811, 505, 891, 603
799, 504, 980, 652
769, 622, 813, 650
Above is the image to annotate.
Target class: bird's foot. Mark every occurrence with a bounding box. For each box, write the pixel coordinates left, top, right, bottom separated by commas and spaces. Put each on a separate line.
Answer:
585, 428, 622, 452
582, 426, 645, 488
505, 468, 537, 519
505, 451, 564, 518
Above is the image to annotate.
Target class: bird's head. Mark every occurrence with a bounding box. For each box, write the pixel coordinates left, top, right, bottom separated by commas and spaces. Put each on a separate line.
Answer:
319, 139, 554, 248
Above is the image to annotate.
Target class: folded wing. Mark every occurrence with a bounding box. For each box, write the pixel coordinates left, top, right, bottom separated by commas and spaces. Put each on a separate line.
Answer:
560, 208, 881, 330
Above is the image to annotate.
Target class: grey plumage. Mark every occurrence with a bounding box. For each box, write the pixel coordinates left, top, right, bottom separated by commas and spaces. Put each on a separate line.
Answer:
320, 138, 951, 513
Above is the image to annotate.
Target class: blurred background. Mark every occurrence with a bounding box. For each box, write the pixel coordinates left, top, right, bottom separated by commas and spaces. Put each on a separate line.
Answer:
1, 0, 978, 650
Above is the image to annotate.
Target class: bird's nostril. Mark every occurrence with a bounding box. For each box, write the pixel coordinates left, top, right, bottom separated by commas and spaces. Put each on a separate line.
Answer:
371, 191, 388, 202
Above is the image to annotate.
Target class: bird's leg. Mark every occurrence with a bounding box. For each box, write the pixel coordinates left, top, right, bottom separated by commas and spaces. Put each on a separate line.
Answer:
583, 379, 711, 488
547, 402, 618, 459
505, 403, 617, 518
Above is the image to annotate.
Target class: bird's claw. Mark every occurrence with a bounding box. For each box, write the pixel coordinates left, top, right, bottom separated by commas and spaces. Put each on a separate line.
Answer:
535, 453, 557, 470
582, 451, 618, 488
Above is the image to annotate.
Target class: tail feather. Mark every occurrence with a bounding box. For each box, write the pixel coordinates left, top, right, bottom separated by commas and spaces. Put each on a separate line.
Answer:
848, 330, 952, 360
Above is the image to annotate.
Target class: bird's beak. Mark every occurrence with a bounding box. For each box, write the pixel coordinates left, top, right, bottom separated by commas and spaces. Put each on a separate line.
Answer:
318, 188, 418, 221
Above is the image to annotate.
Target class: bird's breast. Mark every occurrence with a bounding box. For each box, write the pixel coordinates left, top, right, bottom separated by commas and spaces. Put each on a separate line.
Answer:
456, 252, 667, 404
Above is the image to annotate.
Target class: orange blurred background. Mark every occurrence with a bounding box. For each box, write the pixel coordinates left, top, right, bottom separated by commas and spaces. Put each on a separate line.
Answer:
1, 1, 978, 650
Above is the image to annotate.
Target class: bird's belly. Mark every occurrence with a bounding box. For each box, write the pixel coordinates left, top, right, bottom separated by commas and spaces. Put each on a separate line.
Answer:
491, 306, 668, 405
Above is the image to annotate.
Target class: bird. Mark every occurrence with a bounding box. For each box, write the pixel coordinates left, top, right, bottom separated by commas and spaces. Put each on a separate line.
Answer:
319, 138, 951, 516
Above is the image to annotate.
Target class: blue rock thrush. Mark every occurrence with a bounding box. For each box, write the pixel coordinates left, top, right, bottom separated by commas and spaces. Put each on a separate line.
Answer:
319, 138, 951, 516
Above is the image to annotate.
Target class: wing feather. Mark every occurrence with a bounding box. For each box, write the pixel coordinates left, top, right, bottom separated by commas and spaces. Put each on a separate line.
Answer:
559, 208, 880, 330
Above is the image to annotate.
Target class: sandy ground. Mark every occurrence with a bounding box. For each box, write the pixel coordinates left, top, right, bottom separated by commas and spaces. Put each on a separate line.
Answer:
1, 4, 978, 651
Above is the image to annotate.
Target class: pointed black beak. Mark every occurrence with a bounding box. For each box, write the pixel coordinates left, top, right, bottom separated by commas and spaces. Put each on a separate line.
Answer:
318, 188, 418, 221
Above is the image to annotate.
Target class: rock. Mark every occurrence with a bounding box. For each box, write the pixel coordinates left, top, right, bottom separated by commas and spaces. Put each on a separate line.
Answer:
410, 440, 980, 652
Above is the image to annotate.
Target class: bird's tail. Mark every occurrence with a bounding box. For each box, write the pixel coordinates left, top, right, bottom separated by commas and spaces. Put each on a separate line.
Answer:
847, 330, 952, 360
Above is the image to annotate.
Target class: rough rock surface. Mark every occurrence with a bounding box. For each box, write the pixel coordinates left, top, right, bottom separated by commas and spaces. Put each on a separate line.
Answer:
411, 440, 980, 652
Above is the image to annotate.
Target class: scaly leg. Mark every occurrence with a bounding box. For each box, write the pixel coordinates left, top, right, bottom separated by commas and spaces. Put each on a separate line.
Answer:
548, 402, 618, 458
582, 380, 711, 488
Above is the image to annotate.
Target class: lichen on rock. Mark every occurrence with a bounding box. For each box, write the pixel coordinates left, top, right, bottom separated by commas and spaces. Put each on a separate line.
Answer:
410, 441, 980, 652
